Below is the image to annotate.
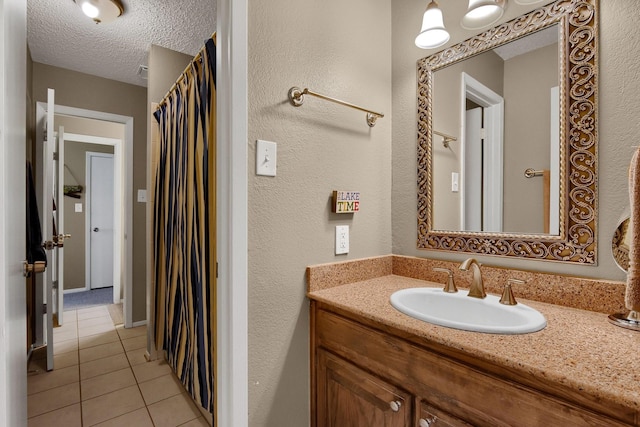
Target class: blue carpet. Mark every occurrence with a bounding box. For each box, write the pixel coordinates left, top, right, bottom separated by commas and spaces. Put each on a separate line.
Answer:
64, 287, 114, 310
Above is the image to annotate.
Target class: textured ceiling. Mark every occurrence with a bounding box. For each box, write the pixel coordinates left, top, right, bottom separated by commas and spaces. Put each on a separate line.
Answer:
27, 0, 217, 87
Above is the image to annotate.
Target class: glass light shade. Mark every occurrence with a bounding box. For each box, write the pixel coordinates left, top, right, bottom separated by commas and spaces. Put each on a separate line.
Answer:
415, 1, 451, 49
75, 0, 123, 24
80, 1, 100, 18
461, 0, 505, 30
514, 0, 543, 4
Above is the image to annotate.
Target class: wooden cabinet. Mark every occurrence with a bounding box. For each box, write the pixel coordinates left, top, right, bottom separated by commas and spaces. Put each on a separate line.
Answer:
311, 301, 634, 427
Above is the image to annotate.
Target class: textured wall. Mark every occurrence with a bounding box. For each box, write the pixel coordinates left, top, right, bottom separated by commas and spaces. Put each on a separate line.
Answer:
32, 63, 148, 321
247, 0, 392, 424
392, 0, 635, 281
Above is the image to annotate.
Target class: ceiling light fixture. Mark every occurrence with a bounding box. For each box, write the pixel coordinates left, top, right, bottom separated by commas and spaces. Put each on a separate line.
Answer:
416, 0, 509, 49
74, 0, 124, 24
461, 0, 506, 30
513, 0, 543, 4
415, 0, 450, 50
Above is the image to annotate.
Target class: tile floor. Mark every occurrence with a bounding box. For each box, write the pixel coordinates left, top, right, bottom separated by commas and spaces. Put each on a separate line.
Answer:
27, 305, 211, 427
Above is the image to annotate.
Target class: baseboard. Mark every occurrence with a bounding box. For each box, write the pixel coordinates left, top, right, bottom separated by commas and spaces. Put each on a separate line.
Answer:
132, 320, 147, 327
63, 287, 89, 294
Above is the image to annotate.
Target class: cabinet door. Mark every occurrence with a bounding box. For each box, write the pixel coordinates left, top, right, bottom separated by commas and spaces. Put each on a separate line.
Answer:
417, 401, 472, 427
317, 349, 411, 427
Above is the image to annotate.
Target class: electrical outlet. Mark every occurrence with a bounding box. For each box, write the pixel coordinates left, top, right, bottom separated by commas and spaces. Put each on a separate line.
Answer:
335, 225, 349, 255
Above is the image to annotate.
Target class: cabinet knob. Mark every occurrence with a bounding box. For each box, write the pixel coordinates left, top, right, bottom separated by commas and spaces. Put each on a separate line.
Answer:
419, 417, 436, 427
389, 400, 402, 412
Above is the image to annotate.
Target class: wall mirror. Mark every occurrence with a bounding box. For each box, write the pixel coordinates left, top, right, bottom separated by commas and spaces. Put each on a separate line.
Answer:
417, 0, 598, 264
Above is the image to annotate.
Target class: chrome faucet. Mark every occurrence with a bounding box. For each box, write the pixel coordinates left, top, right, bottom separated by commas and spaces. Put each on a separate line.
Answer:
459, 258, 486, 299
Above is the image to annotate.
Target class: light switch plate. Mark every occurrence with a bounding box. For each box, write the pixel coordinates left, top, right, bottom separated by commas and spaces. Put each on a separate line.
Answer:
451, 172, 459, 192
137, 189, 147, 203
256, 140, 277, 176
74, 203, 83, 213
335, 225, 349, 255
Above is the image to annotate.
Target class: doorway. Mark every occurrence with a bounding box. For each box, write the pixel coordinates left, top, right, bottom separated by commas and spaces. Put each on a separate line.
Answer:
36, 104, 134, 328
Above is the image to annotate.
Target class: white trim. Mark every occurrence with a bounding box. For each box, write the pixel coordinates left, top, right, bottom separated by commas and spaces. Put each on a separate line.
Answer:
132, 320, 147, 327
460, 72, 504, 232
217, 0, 249, 424
63, 288, 88, 294
37, 103, 135, 328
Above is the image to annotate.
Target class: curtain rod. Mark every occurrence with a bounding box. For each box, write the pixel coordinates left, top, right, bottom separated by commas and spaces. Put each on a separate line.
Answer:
156, 33, 216, 110
287, 86, 384, 128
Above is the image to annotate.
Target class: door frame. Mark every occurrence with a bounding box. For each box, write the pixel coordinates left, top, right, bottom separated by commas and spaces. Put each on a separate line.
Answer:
37, 103, 134, 328
85, 150, 117, 293
460, 72, 504, 232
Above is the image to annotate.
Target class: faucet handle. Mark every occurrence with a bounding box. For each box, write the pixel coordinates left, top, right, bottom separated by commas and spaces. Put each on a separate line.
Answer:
433, 268, 458, 293
500, 279, 525, 305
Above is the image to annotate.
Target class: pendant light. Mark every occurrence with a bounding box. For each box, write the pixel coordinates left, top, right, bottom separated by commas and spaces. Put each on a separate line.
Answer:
74, 0, 124, 24
415, 0, 451, 49
461, 0, 506, 30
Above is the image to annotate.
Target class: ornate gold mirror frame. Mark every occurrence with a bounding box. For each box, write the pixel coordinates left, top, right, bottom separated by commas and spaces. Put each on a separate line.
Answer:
417, 0, 598, 264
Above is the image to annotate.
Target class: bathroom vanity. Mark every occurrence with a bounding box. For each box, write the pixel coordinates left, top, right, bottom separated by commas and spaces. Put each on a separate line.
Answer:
307, 256, 639, 427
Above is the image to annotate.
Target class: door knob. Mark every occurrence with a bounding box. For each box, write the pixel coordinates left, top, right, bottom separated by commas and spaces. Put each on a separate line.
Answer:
23, 260, 46, 277
93, 227, 99, 232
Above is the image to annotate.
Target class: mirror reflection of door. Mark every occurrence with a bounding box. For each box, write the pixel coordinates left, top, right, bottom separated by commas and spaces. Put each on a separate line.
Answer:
87, 153, 114, 289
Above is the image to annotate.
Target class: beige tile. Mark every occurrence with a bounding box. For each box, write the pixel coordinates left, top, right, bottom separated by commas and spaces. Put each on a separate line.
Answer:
54, 338, 79, 355
126, 347, 149, 366
54, 350, 79, 369
77, 307, 109, 321
179, 417, 211, 427
116, 324, 147, 340
139, 373, 185, 405
53, 328, 78, 342
132, 359, 173, 383
79, 330, 120, 349
27, 402, 82, 427
78, 322, 115, 338
79, 341, 124, 363
92, 408, 154, 427
81, 367, 136, 400
78, 315, 114, 329
80, 353, 129, 380
121, 334, 146, 351
27, 383, 80, 418
53, 320, 78, 335
63, 310, 78, 321
81, 384, 145, 426
27, 365, 79, 395
148, 393, 201, 427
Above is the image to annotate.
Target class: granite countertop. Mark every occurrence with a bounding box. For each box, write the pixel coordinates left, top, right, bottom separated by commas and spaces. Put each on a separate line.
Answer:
308, 274, 640, 415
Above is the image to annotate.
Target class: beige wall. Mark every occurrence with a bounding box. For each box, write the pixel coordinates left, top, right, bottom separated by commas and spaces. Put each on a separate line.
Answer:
431, 51, 504, 230
62, 141, 115, 290
503, 43, 558, 233
32, 63, 148, 322
392, 0, 634, 282
247, 0, 392, 424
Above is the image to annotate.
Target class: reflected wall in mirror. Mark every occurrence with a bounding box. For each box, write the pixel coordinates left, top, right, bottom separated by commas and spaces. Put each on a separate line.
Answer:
417, 0, 598, 264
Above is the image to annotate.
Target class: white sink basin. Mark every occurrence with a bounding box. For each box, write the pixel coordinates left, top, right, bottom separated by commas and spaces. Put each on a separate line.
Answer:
390, 287, 547, 334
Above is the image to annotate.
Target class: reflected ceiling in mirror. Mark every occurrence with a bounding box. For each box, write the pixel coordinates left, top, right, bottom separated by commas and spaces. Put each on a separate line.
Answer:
417, 0, 598, 264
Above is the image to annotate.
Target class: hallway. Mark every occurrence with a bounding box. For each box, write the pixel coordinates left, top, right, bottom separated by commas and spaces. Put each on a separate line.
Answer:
26, 306, 209, 426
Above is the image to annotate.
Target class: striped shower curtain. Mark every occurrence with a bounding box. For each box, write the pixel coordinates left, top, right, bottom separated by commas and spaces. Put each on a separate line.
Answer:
153, 37, 216, 413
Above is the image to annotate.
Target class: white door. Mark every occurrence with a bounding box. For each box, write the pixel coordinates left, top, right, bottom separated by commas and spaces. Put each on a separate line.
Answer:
88, 154, 115, 289
464, 107, 483, 232
0, 0, 28, 424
